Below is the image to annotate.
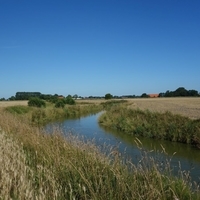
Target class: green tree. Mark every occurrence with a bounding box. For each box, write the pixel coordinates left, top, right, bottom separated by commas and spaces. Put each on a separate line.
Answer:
105, 93, 113, 100
65, 95, 75, 105
174, 87, 188, 96
28, 97, 46, 108
9, 96, 16, 101
55, 100, 65, 108
141, 93, 149, 98
73, 94, 78, 99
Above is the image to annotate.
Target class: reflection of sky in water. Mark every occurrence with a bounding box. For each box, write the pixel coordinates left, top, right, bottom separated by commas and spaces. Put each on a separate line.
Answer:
45, 112, 200, 185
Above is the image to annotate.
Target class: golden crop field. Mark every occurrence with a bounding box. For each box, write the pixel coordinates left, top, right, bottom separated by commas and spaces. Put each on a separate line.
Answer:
0, 100, 28, 107
1, 97, 200, 119
126, 97, 200, 119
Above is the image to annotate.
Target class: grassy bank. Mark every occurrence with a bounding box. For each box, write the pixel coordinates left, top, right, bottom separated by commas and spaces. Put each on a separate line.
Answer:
0, 105, 200, 199
4, 103, 103, 126
99, 105, 200, 148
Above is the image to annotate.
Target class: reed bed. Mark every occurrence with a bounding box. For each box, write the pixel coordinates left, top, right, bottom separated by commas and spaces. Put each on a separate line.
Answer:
0, 108, 200, 199
99, 105, 200, 148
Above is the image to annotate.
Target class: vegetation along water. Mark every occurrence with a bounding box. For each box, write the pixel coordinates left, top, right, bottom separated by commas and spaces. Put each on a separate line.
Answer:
99, 103, 200, 148
0, 98, 200, 199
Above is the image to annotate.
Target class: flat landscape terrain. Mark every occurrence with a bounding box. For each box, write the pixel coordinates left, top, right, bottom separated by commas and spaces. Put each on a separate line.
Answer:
1, 97, 200, 119
127, 97, 200, 119
78, 97, 200, 119
0, 100, 28, 107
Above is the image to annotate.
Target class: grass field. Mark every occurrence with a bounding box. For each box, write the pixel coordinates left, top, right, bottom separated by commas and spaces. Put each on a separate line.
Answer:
0, 100, 28, 107
1, 98, 200, 119
126, 97, 200, 119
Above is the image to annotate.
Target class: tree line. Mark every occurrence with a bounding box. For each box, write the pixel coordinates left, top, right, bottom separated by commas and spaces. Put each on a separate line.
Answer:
0, 87, 199, 101
159, 87, 199, 97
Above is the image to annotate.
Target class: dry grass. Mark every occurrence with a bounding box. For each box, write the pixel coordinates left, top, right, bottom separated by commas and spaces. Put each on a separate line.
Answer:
0, 128, 59, 199
0, 104, 200, 199
126, 97, 200, 119
0, 100, 28, 107
76, 98, 107, 104
1, 98, 200, 119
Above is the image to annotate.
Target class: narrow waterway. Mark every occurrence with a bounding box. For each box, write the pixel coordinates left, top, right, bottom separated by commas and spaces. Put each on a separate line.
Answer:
45, 112, 200, 185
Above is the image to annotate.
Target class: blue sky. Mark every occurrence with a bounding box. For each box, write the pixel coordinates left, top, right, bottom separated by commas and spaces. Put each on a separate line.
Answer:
1, 0, 200, 98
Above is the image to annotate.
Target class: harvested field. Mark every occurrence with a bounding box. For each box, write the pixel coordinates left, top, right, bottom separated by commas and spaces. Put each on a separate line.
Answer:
0, 100, 28, 107
126, 97, 200, 119
1, 98, 200, 119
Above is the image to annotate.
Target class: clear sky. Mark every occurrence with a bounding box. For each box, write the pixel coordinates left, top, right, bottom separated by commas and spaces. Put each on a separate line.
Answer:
1, 0, 200, 98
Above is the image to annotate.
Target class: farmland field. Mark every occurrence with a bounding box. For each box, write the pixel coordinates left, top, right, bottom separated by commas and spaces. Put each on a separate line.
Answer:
1, 97, 200, 119
0, 100, 28, 107
77, 97, 200, 119
126, 97, 200, 119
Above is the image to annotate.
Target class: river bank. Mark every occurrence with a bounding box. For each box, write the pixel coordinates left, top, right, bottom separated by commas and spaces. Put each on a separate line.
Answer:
1, 103, 200, 199
99, 105, 200, 148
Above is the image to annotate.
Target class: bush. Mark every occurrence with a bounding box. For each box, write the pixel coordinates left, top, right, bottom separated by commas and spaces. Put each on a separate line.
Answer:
105, 93, 113, 100
28, 98, 46, 108
55, 100, 65, 108
65, 96, 75, 105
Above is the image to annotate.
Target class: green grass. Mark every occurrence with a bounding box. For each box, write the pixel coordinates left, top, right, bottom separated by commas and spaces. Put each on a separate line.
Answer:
5, 105, 32, 114
0, 107, 199, 199
4, 103, 103, 126
99, 105, 200, 148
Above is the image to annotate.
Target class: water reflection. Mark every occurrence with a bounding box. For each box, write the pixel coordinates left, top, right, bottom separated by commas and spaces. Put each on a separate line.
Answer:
45, 112, 200, 185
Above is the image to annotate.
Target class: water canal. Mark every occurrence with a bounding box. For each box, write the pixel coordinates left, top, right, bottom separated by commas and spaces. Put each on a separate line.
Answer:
45, 112, 200, 185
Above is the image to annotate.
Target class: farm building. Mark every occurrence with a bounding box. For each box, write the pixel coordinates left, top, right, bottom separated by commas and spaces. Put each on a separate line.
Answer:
148, 94, 159, 98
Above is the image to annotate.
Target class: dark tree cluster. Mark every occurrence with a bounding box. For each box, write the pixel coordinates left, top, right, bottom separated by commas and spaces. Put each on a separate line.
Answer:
16, 92, 41, 100
28, 97, 46, 108
105, 93, 113, 100
159, 87, 199, 97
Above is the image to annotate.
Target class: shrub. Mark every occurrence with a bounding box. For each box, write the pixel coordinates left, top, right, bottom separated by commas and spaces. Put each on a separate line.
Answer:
55, 100, 65, 108
28, 98, 46, 108
65, 96, 75, 105
105, 93, 113, 100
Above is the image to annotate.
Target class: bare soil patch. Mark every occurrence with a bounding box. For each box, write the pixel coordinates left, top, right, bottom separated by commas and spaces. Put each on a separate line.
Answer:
126, 97, 200, 119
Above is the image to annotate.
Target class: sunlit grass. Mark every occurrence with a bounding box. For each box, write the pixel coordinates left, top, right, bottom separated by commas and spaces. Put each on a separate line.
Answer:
99, 105, 200, 148
4, 103, 103, 126
0, 109, 199, 199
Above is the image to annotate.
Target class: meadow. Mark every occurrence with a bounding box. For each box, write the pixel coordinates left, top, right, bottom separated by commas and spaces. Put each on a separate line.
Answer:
0, 98, 200, 199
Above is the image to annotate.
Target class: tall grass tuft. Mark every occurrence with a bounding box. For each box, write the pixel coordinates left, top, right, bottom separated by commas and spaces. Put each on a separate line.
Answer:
0, 109, 199, 199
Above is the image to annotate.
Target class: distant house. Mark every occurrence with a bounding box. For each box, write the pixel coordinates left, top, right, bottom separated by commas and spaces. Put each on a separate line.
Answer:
58, 95, 64, 99
148, 94, 159, 98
